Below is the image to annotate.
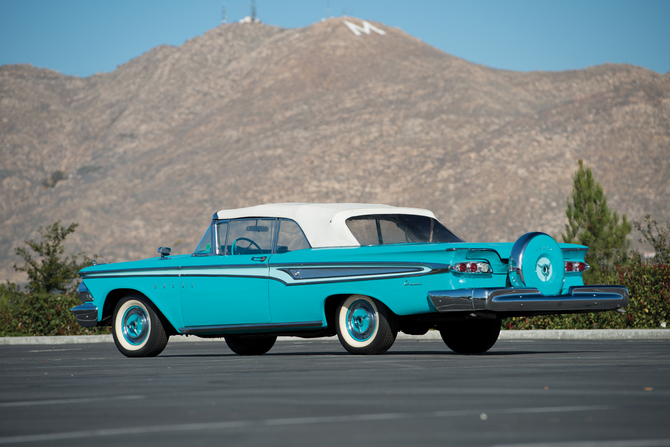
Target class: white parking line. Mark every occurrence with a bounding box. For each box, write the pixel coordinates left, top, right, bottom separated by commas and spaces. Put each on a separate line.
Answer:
27, 349, 82, 353
0, 395, 144, 408
0, 405, 614, 444
495, 439, 670, 447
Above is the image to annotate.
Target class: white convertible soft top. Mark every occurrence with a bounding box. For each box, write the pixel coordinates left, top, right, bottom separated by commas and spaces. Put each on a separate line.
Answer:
215, 203, 437, 248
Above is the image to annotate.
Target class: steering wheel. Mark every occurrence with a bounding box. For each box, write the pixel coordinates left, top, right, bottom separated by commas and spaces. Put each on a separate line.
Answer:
231, 237, 262, 255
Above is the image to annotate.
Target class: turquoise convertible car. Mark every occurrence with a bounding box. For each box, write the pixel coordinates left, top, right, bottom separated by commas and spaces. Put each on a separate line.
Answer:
72, 203, 628, 357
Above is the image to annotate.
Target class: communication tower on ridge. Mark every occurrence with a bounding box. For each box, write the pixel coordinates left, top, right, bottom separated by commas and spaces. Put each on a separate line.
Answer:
239, 0, 260, 24
222, 5, 227, 24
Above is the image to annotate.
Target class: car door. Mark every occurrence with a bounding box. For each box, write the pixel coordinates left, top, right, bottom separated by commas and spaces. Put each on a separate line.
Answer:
267, 219, 324, 324
180, 219, 274, 328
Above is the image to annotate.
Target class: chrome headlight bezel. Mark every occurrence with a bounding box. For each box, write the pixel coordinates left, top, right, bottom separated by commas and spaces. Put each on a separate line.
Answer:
77, 282, 94, 303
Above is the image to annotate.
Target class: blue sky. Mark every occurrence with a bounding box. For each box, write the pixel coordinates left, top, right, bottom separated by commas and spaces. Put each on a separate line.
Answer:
1, 0, 668, 78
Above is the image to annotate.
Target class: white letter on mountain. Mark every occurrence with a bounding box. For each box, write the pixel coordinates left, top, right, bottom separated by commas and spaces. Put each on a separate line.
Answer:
343, 20, 386, 36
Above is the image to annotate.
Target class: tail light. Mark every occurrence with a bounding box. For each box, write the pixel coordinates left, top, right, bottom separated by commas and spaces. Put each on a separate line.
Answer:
450, 262, 491, 274
565, 261, 589, 272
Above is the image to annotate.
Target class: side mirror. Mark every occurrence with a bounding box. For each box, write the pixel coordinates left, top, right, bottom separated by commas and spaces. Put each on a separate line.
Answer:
158, 247, 171, 259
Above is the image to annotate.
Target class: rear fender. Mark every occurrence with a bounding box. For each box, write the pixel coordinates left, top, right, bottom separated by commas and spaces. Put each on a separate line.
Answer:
324, 293, 398, 332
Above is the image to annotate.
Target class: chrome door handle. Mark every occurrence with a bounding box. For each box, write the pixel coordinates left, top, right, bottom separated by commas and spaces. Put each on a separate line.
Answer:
251, 256, 267, 262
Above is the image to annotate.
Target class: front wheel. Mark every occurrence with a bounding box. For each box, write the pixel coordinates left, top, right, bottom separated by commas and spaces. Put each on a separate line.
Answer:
439, 319, 501, 354
112, 296, 168, 357
336, 295, 397, 355
225, 335, 277, 355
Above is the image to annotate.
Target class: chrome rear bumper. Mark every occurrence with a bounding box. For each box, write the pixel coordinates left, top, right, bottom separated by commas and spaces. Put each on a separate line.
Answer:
71, 303, 99, 327
428, 286, 629, 315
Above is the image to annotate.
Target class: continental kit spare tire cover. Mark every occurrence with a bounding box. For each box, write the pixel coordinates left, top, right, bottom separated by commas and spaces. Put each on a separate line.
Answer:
509, 232, 564, 296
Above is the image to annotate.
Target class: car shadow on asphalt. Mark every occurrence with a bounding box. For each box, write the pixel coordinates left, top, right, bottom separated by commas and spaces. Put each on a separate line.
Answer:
158, 349, 586, 358
394, 350, 584, 356
159, 351, 350, 358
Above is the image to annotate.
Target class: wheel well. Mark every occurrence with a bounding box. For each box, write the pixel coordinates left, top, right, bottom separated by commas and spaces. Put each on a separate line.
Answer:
324, 294, 398, 332
103, 289, 178, 336
324, 294, 348, 333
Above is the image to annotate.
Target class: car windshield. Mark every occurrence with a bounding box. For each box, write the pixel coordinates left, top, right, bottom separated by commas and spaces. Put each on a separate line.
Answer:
224, 218, 276, 255
346, 214, 463, 245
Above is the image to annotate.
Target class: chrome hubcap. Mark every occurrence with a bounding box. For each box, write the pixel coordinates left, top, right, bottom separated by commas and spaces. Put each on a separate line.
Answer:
346, 300, 376, 341
122, 306, 149, 345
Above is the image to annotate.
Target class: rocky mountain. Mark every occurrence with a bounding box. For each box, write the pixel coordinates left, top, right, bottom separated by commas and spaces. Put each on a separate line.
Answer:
1, 18, 669, 282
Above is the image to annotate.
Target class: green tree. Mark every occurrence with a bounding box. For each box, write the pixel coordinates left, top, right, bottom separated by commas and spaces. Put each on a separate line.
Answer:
13, 222, 93, 295
634, 215, 670, 265
1, 222, 102, 336
562, 159, 631, 283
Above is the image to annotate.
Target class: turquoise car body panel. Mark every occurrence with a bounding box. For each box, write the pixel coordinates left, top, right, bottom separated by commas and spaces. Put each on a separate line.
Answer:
78, 240, 588, 335
180, 254, 271, 326
79, 255, 187, 330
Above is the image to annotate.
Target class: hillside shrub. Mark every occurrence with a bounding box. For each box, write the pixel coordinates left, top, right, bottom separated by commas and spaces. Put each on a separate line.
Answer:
42, 170, 66, 188
13, 222, 91, 295
504, 255, 670, 330
1, 222, 108, 336
634, 215, 670, 265
0, 284, 106, 336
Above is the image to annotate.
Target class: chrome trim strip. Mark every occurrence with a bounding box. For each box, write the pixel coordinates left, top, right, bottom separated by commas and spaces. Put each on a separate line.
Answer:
180, 265, 267, 273
71, 303, 98, 327
428, 285, 629, 315
81, 261, 451, 285
209, 218, 216, 255
279, 266, 424, 281
80, 266, 182, 277
443, 248, 498, 253
81, 264, 267, 278
269, 272, 429, 286
270, 262, 440, 286
179, 320, 324, 335
83, 261, 447, 276
269, 261, 447, 268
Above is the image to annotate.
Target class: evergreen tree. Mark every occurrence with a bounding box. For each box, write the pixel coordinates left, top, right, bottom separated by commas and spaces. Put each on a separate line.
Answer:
13, 222, 93, 295
562, 159, 631, 283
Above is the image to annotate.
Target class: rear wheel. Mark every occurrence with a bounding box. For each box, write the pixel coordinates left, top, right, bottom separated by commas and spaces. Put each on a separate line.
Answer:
336, 295, 397, 355
439, 319, 501, 354
112, 296, 168, 357
225, 335, 277, 355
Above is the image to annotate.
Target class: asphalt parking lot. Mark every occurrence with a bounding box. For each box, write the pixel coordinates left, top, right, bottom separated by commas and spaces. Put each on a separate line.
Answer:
1, 338, 669, 447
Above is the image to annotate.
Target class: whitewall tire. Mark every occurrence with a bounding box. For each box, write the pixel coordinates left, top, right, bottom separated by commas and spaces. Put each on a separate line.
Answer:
336, 295, 397, 355
112, 296, 168, 357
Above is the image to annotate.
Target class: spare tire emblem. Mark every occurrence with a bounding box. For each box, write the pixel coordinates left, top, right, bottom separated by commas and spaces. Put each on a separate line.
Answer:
537, 260, 552, 281
542, 264, 550, 277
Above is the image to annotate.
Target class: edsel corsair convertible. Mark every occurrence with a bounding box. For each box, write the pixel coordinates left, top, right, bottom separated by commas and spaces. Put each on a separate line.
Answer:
72, 203, 629, 357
